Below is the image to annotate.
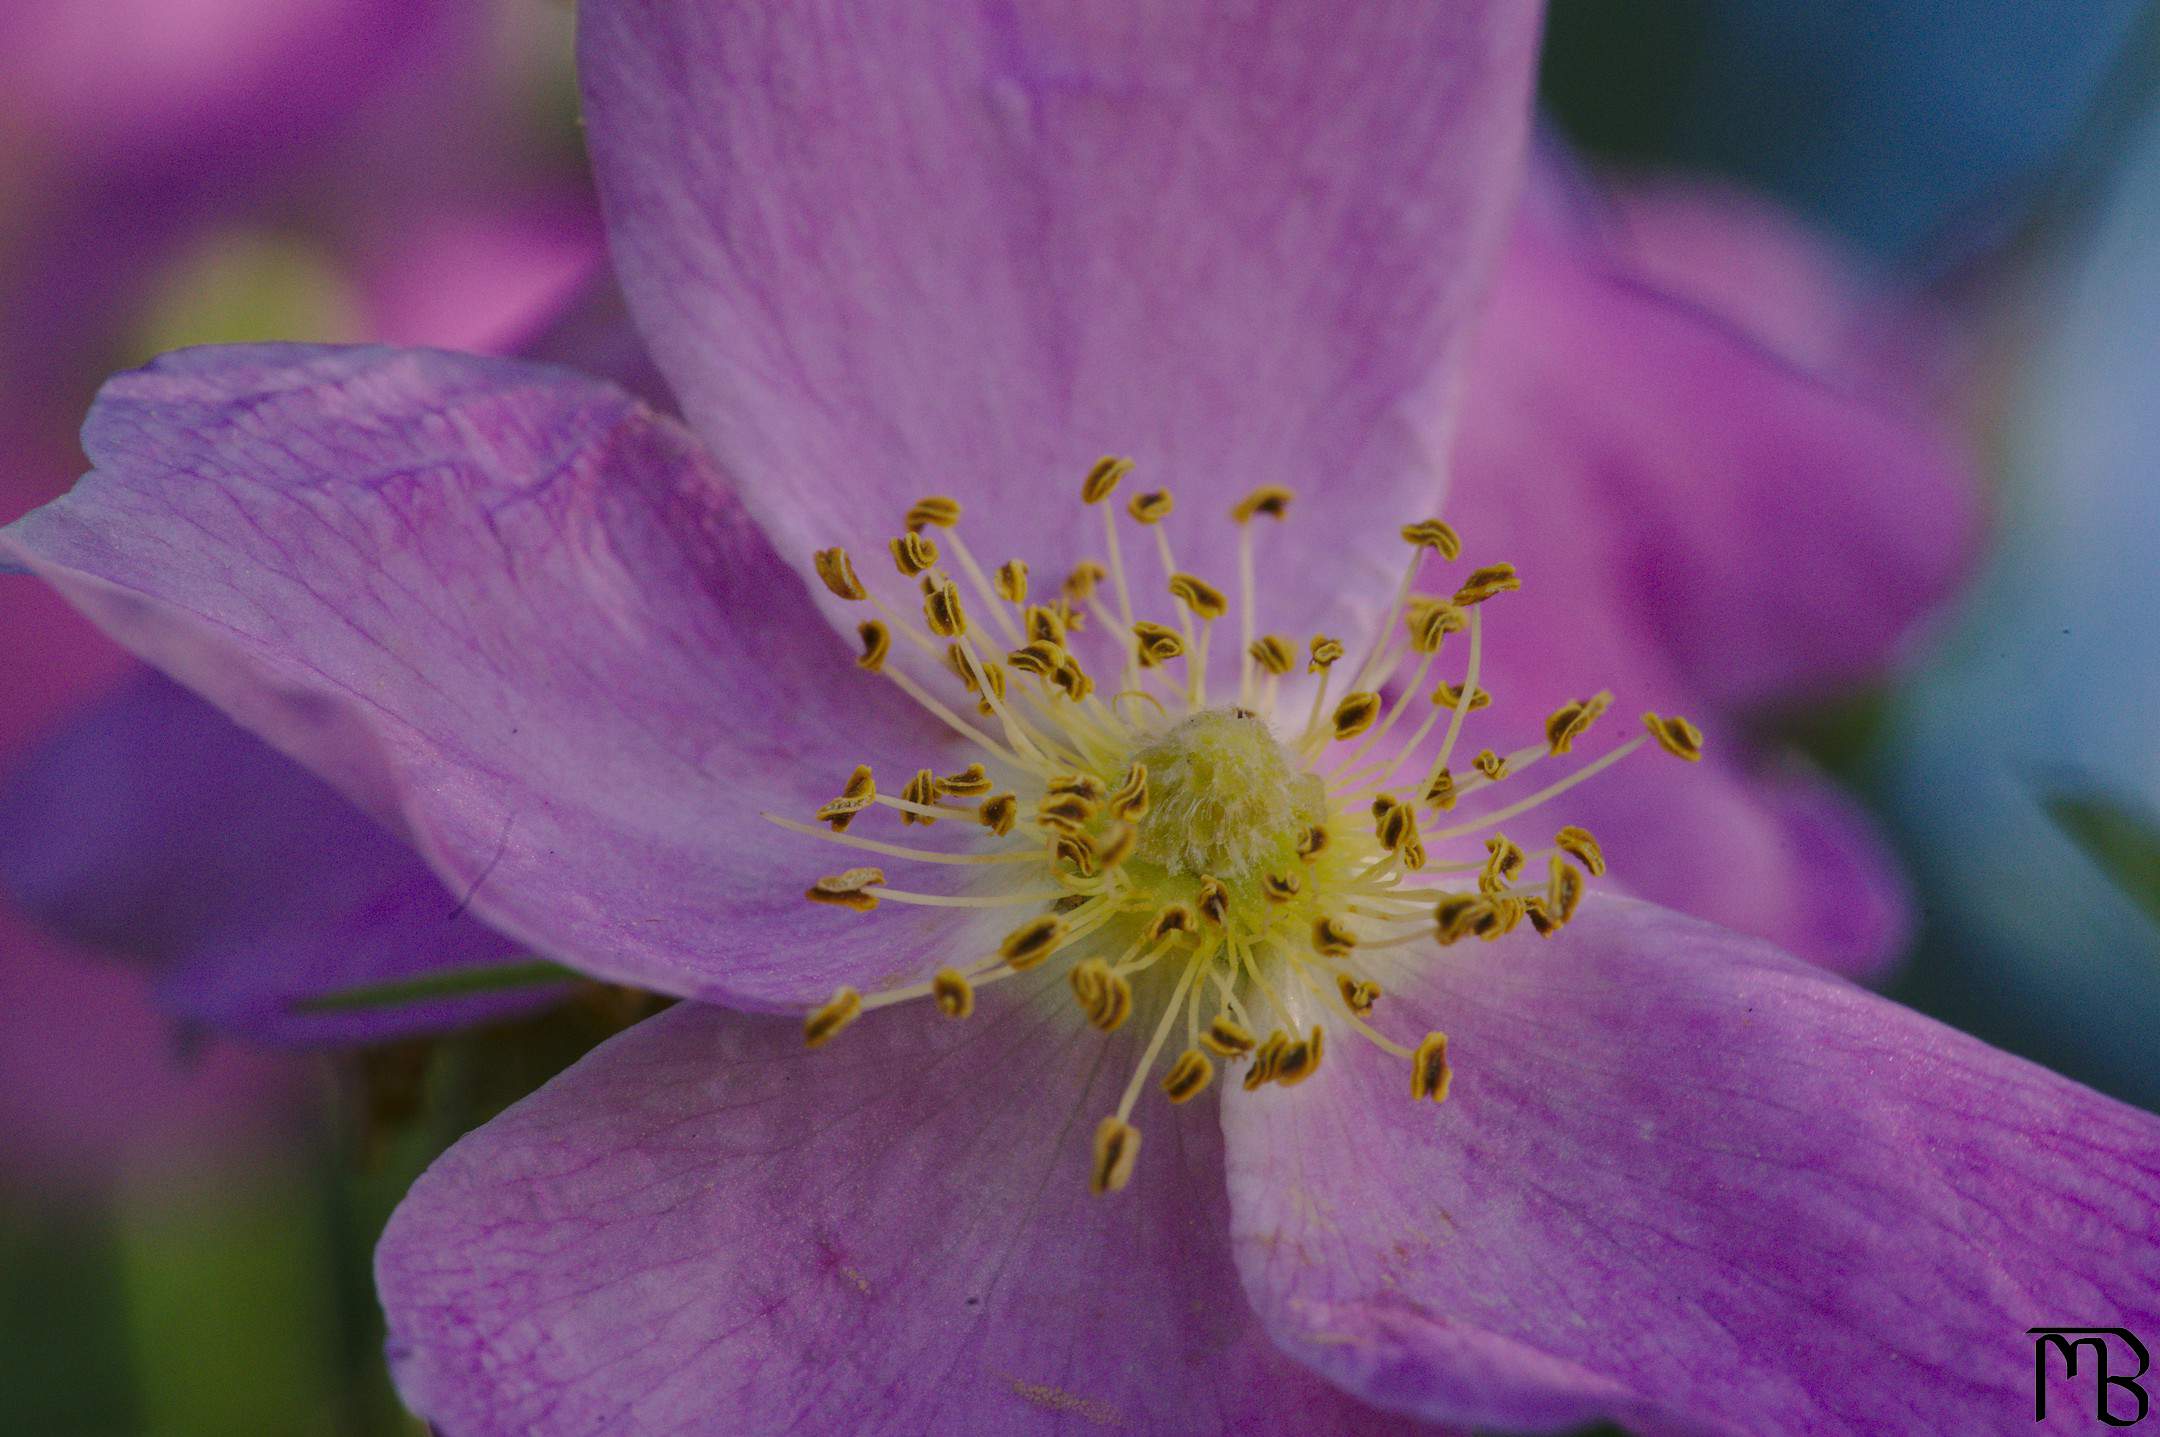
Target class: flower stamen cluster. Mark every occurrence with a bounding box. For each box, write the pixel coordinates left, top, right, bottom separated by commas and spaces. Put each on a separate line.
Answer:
766, 459, 1701, 1194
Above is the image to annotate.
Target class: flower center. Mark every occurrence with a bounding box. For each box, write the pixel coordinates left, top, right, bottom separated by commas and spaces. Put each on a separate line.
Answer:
1126, 708, 1323, 887
769, 459, 1703, 1196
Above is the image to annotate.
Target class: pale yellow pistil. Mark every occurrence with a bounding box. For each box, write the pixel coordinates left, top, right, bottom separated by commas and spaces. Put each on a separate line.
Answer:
772, 460, 1701, 1195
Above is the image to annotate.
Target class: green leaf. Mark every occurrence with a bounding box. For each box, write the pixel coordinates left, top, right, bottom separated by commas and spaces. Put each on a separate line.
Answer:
2040, 787, 2160, 928
292, 959, 578, 1014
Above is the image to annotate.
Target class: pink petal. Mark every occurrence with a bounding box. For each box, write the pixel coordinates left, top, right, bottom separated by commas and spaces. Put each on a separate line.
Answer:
1451, 179, 1980, 713
379, 978, 1428, 1436
580, 0, 1541, 644
1224, 897, 2160, 1433
3, 344, 977, 1007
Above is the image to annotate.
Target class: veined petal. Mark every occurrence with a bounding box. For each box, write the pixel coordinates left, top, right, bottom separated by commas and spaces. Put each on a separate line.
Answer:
1, 344, 972, 1008
378, 978, 1425, 1437
0, 673, 555, 1046
1223, 896, 2160, 1434
580, 0, 1542, 643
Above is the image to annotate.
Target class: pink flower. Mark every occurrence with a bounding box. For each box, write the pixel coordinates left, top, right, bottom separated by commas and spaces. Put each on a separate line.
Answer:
2, 4, 2149, 1431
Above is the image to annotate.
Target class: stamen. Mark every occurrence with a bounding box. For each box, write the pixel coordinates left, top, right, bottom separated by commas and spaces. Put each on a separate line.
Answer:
805, 988, 863, 1048
1090, 1117, 1140, 1196
1452, 563, 1520, 606
1330, 691, 1382, 740
932, 968, 975, 1018
855, 621, 891, 672
1127, 490, 1174, 524
805, 867, 885, 911
1555, 825, 1606, 876
1410, 1032, 1452, 1102
1162, 1048, 1215, 1103
890, 531, 940, 577
1068, 958, 1133, 1031
1399, 518, 1463, 560
1336, 974, 1381, 1015
1000, 914, 1067, 971
814, 765, 878, 830
1312, 916, 1358, 957
979, 793, 1018, 836
814, 547, 867, 601
1643, 711, 1706, 762
1203, 1014, 1256, 1056
1545, 692, 1613, 755
996, 560, 1030, 603
905, 496, 962, 532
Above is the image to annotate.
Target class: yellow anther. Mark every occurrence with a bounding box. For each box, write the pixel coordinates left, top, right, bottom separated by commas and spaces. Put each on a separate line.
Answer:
1022, 605, 1066, 647
804, 866, 885, 912
1410, 1032, 1453, 1102
1312, 915, 1358, 957
1547, 855, 1585, 926
995, 559, 1030, 603
1473, 748, 1509, 781
1432, 680, 1491, 711
1000, 914, 1066, 970
1407, 599, 1467, 653
932, 967, 975, 1019
1131, 621, 1185, 668
1307, 635, 1345, 673
1203, 1015, 1256, 1057
1545, 692, 1613, 755
905, 495, 962, 531
1068, 958, 1133, 1032
1046, 773, 1107, 802
1095, 820, 1138, 870
1555, 824, 1606, 877
1144, 904, 1196, 943
1053, 831, 1098, 876
1434, 893, 1488, 945
1090, 1116, 1140, 1196
814, 765, 878, 830
804, 987, 863, 1048
1108, 763, 1149, 820
1399, 518, 1463, 559
1336, 974, 1381, 1016
1295, 824, 1328, 860
1162, 1049, 1215, 1104
1167, 573, 1228, 620
1231, 486, 1294, 523
1063, 561, 1106, 601
1006, 640, 1067, 677
1243, 1030, 1291, 1090
1036, 792, 1098, 832
1643, 711, 1706, 762
978, 792, 1019, 837
1247, 634, 1294, 675
1050, 657, 1094, 702
1423, 769, 1457, 810
1127, 489, 1174, 524
939, 762, 991, 797
1372, 795, 1420, 856
923, 579, 967, 637
854, 620, 891, 673
889, 531, 940, 577
1274, 1026, 1324, 1087
1196, 876, 1230, 925
1262, 871, 1302, 903
1453, 562, 1521, 606
1330, 691, 1382, 740
1476, 896, 1525, 940
1482, 834, 1526, 890
1081, 456, 1133, 505
813, 547, 867, 601
898, 769, 943, 825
